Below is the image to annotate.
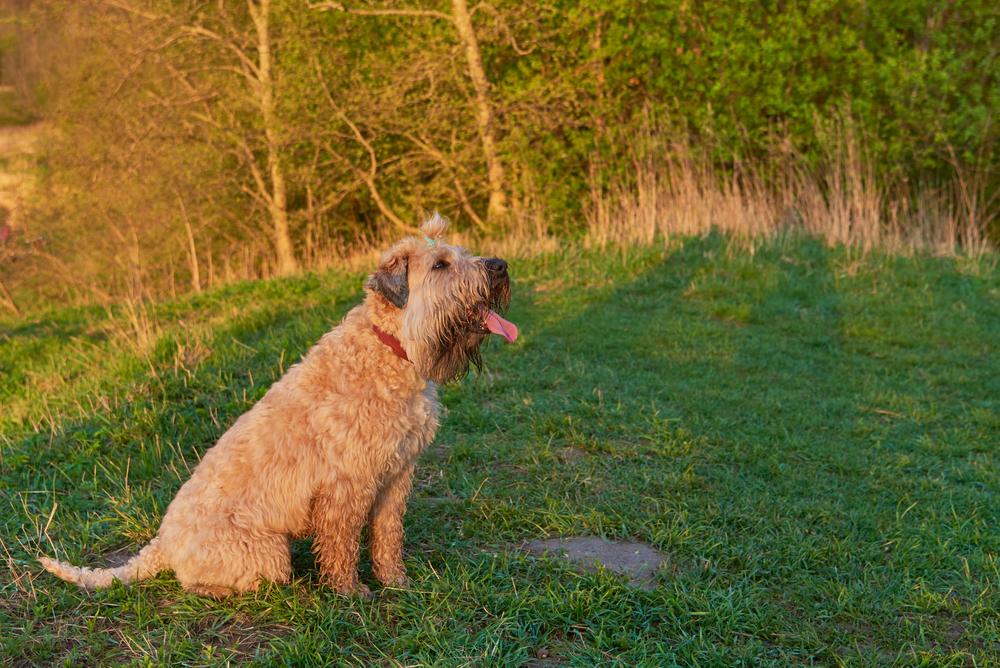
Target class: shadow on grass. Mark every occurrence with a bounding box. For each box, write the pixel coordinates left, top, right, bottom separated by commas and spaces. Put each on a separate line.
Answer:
444, 233, 997, 662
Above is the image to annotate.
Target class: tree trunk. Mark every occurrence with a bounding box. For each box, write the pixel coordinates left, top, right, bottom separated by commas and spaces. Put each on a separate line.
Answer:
176, 194, 202, 293
183, 217, 201, 293
450, 0, 507, 221
250, 0, 297, 275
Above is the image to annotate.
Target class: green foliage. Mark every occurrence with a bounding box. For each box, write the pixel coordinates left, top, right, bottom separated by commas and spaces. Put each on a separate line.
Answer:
1, 237, 998, 663
0, 0, 996, 303
510, 0, 997, 191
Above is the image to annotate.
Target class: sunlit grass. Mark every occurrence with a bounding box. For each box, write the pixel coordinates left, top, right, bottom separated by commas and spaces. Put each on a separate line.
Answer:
1, 234, 997, 665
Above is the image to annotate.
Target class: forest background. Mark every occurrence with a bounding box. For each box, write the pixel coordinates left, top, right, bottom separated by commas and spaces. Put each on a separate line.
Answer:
0, 0, 996, 311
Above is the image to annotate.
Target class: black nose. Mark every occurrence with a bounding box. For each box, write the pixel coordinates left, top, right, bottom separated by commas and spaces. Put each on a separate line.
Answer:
484, 257, 508, 274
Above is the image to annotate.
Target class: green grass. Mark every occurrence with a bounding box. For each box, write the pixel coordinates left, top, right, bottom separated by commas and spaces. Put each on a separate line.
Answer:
1, 234, 998, 666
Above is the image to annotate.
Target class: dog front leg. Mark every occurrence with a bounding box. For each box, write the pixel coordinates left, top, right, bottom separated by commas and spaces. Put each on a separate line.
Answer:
310, 480, 377, 597
369, 464, 414, 587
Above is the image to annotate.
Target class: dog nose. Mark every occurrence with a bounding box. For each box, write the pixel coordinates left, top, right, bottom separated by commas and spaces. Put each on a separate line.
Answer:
484, 257, 508, 274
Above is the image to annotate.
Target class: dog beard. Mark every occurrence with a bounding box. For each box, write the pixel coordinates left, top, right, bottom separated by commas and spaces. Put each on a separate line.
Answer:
418, 268, 513, 384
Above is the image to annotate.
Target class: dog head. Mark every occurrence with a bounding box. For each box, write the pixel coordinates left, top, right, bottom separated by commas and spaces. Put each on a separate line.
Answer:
365, 214, 516, 383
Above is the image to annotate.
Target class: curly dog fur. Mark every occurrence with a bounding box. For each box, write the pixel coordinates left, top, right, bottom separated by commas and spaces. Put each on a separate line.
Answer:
39, 214, 515, 598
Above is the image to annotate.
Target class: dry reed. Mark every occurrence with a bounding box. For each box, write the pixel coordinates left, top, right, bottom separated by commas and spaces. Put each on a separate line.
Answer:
585, 120, 994, 257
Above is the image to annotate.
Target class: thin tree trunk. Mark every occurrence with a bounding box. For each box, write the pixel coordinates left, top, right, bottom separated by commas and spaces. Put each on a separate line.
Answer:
250, 0, 297, 275
176, 194, 202, 293
450, 0, 507, 221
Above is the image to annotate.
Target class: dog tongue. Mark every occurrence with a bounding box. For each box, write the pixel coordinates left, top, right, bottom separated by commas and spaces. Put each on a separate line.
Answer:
483, 309, 518, 343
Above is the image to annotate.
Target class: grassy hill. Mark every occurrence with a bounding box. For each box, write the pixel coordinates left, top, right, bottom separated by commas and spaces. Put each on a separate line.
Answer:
1, 235, 998, 665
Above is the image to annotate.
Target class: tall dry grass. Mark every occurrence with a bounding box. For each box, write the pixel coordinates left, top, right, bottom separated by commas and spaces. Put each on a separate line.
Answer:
6, 117, 994, 324
585, 119, 995, 256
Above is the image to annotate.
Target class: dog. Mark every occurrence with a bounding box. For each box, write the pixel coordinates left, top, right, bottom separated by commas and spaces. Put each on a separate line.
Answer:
39, 214, 517, 598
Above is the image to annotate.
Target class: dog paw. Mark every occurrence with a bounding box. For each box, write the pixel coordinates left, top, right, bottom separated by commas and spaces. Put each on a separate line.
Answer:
378, 574, 409, 589
186, 583, 236, 599
333, 581, 372, 599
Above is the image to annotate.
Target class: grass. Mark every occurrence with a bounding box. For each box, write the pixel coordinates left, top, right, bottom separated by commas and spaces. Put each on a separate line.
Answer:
586, 122, 994, 258
1, 233, 998, 666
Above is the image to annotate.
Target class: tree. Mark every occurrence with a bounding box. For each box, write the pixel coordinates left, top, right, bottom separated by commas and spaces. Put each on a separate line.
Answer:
248, 0, 297, 273
105, 0, 299, 274
312, 0, 508, 222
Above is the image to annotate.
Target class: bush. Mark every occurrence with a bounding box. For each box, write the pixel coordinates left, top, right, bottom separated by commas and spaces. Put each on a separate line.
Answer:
0, 0, 996, 308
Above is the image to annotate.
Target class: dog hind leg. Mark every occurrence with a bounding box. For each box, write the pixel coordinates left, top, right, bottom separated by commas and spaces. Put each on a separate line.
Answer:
174, 531, 292, 597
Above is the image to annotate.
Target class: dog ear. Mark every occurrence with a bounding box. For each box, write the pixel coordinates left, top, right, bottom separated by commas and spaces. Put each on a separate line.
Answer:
366, 253, 409, 308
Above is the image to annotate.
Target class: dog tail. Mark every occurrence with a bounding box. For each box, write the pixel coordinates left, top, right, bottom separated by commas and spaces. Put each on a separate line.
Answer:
38, 538, 164, 590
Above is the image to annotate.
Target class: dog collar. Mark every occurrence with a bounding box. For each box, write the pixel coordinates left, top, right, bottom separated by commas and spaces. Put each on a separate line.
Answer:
371, 325, 410, 362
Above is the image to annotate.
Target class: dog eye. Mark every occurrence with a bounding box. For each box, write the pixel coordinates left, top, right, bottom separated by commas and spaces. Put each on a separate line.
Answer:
432, 260, 449, 270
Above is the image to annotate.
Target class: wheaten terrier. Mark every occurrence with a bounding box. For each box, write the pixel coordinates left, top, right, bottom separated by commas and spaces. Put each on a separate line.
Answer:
39, 214, 517, 598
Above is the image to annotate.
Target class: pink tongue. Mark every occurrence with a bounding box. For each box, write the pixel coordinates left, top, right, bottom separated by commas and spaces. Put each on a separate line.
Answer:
483, 309, 518, 343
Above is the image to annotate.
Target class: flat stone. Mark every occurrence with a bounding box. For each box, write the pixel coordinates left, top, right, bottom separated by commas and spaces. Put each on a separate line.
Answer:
557, 446, 587, 463
522, 536, 665, 590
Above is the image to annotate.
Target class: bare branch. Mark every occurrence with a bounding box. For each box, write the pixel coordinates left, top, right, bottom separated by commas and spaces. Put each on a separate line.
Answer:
329, 149, 416, 233
309, 2, 453, 23
471, 2, 535, 55
312, 57, 379, 178
311, 55, 417, 232
100, 0, 164, 22
178, 26, 262, 81
402, 131, 486, 228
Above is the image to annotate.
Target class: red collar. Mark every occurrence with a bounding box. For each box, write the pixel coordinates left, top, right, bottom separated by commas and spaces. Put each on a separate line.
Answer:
371, 325, 410, 362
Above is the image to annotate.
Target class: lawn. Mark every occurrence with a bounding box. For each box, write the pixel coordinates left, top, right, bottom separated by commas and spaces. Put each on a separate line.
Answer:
1, 234, 998, 666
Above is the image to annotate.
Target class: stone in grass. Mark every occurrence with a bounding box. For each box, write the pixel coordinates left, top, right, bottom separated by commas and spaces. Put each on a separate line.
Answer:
523, 537, 666, 590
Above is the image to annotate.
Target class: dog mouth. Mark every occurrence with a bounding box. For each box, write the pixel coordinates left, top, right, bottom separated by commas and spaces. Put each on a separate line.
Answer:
474, 259, 517, 343
482, 307, 518, 343
466, 304, 517, 343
